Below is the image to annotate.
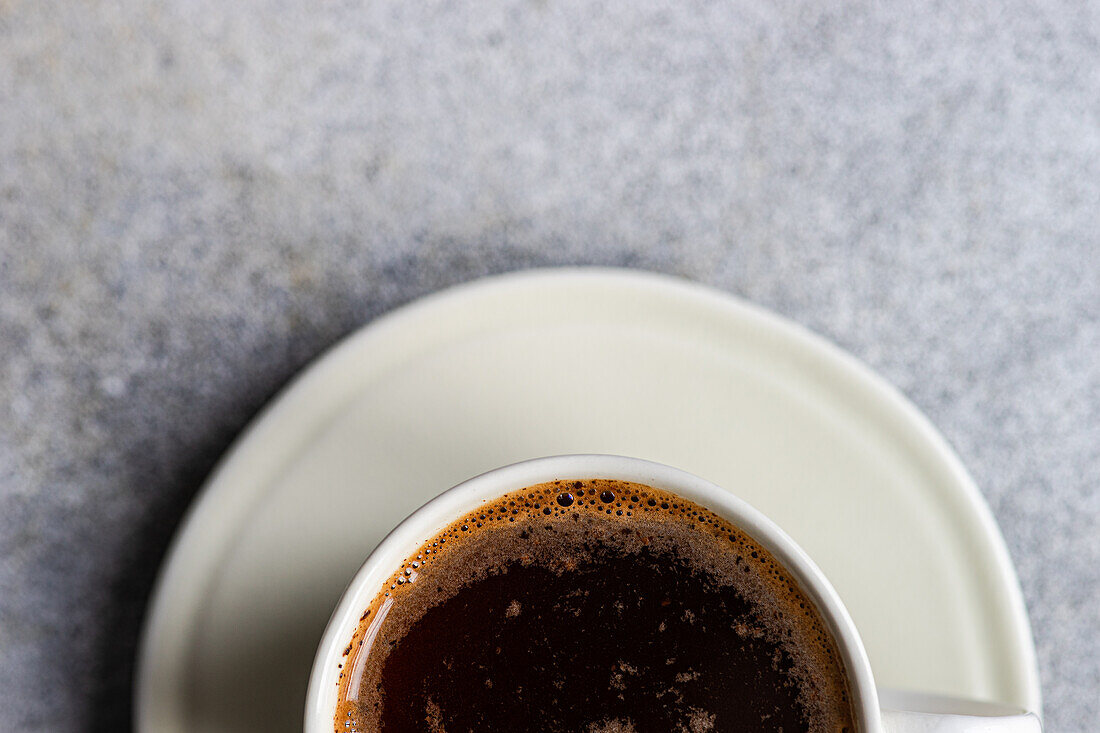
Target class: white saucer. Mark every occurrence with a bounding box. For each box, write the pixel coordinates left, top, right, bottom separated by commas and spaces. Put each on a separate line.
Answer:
136, 268, 1041, 732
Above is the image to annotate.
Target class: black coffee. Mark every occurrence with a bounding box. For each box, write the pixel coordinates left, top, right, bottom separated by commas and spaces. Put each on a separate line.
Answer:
334, 480, 855, 732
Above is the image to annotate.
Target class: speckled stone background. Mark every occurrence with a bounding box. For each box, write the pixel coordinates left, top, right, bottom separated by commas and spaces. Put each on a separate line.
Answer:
1, 0, 1098, 730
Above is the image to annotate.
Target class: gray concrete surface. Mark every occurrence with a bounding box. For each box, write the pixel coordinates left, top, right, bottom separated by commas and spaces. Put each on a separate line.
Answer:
2, 1, 1098, 730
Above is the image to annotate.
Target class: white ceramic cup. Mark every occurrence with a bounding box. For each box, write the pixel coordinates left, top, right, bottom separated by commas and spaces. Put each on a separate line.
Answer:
305, 455, 1041, 733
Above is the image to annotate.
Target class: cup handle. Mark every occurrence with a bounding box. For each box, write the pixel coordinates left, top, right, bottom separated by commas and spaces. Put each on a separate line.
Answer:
879, 689, 1042, 732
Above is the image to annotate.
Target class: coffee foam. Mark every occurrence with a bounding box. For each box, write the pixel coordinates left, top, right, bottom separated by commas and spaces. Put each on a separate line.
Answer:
334, 479, 854, 732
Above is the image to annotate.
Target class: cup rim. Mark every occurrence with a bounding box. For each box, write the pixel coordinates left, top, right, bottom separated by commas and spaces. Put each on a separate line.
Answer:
304, 454, 881, 732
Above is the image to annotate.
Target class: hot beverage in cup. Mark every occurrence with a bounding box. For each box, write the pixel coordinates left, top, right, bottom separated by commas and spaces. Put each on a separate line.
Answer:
334, 479, 854, 732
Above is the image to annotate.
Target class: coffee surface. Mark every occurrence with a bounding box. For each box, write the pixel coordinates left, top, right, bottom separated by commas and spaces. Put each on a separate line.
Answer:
335, 480, 855, 732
